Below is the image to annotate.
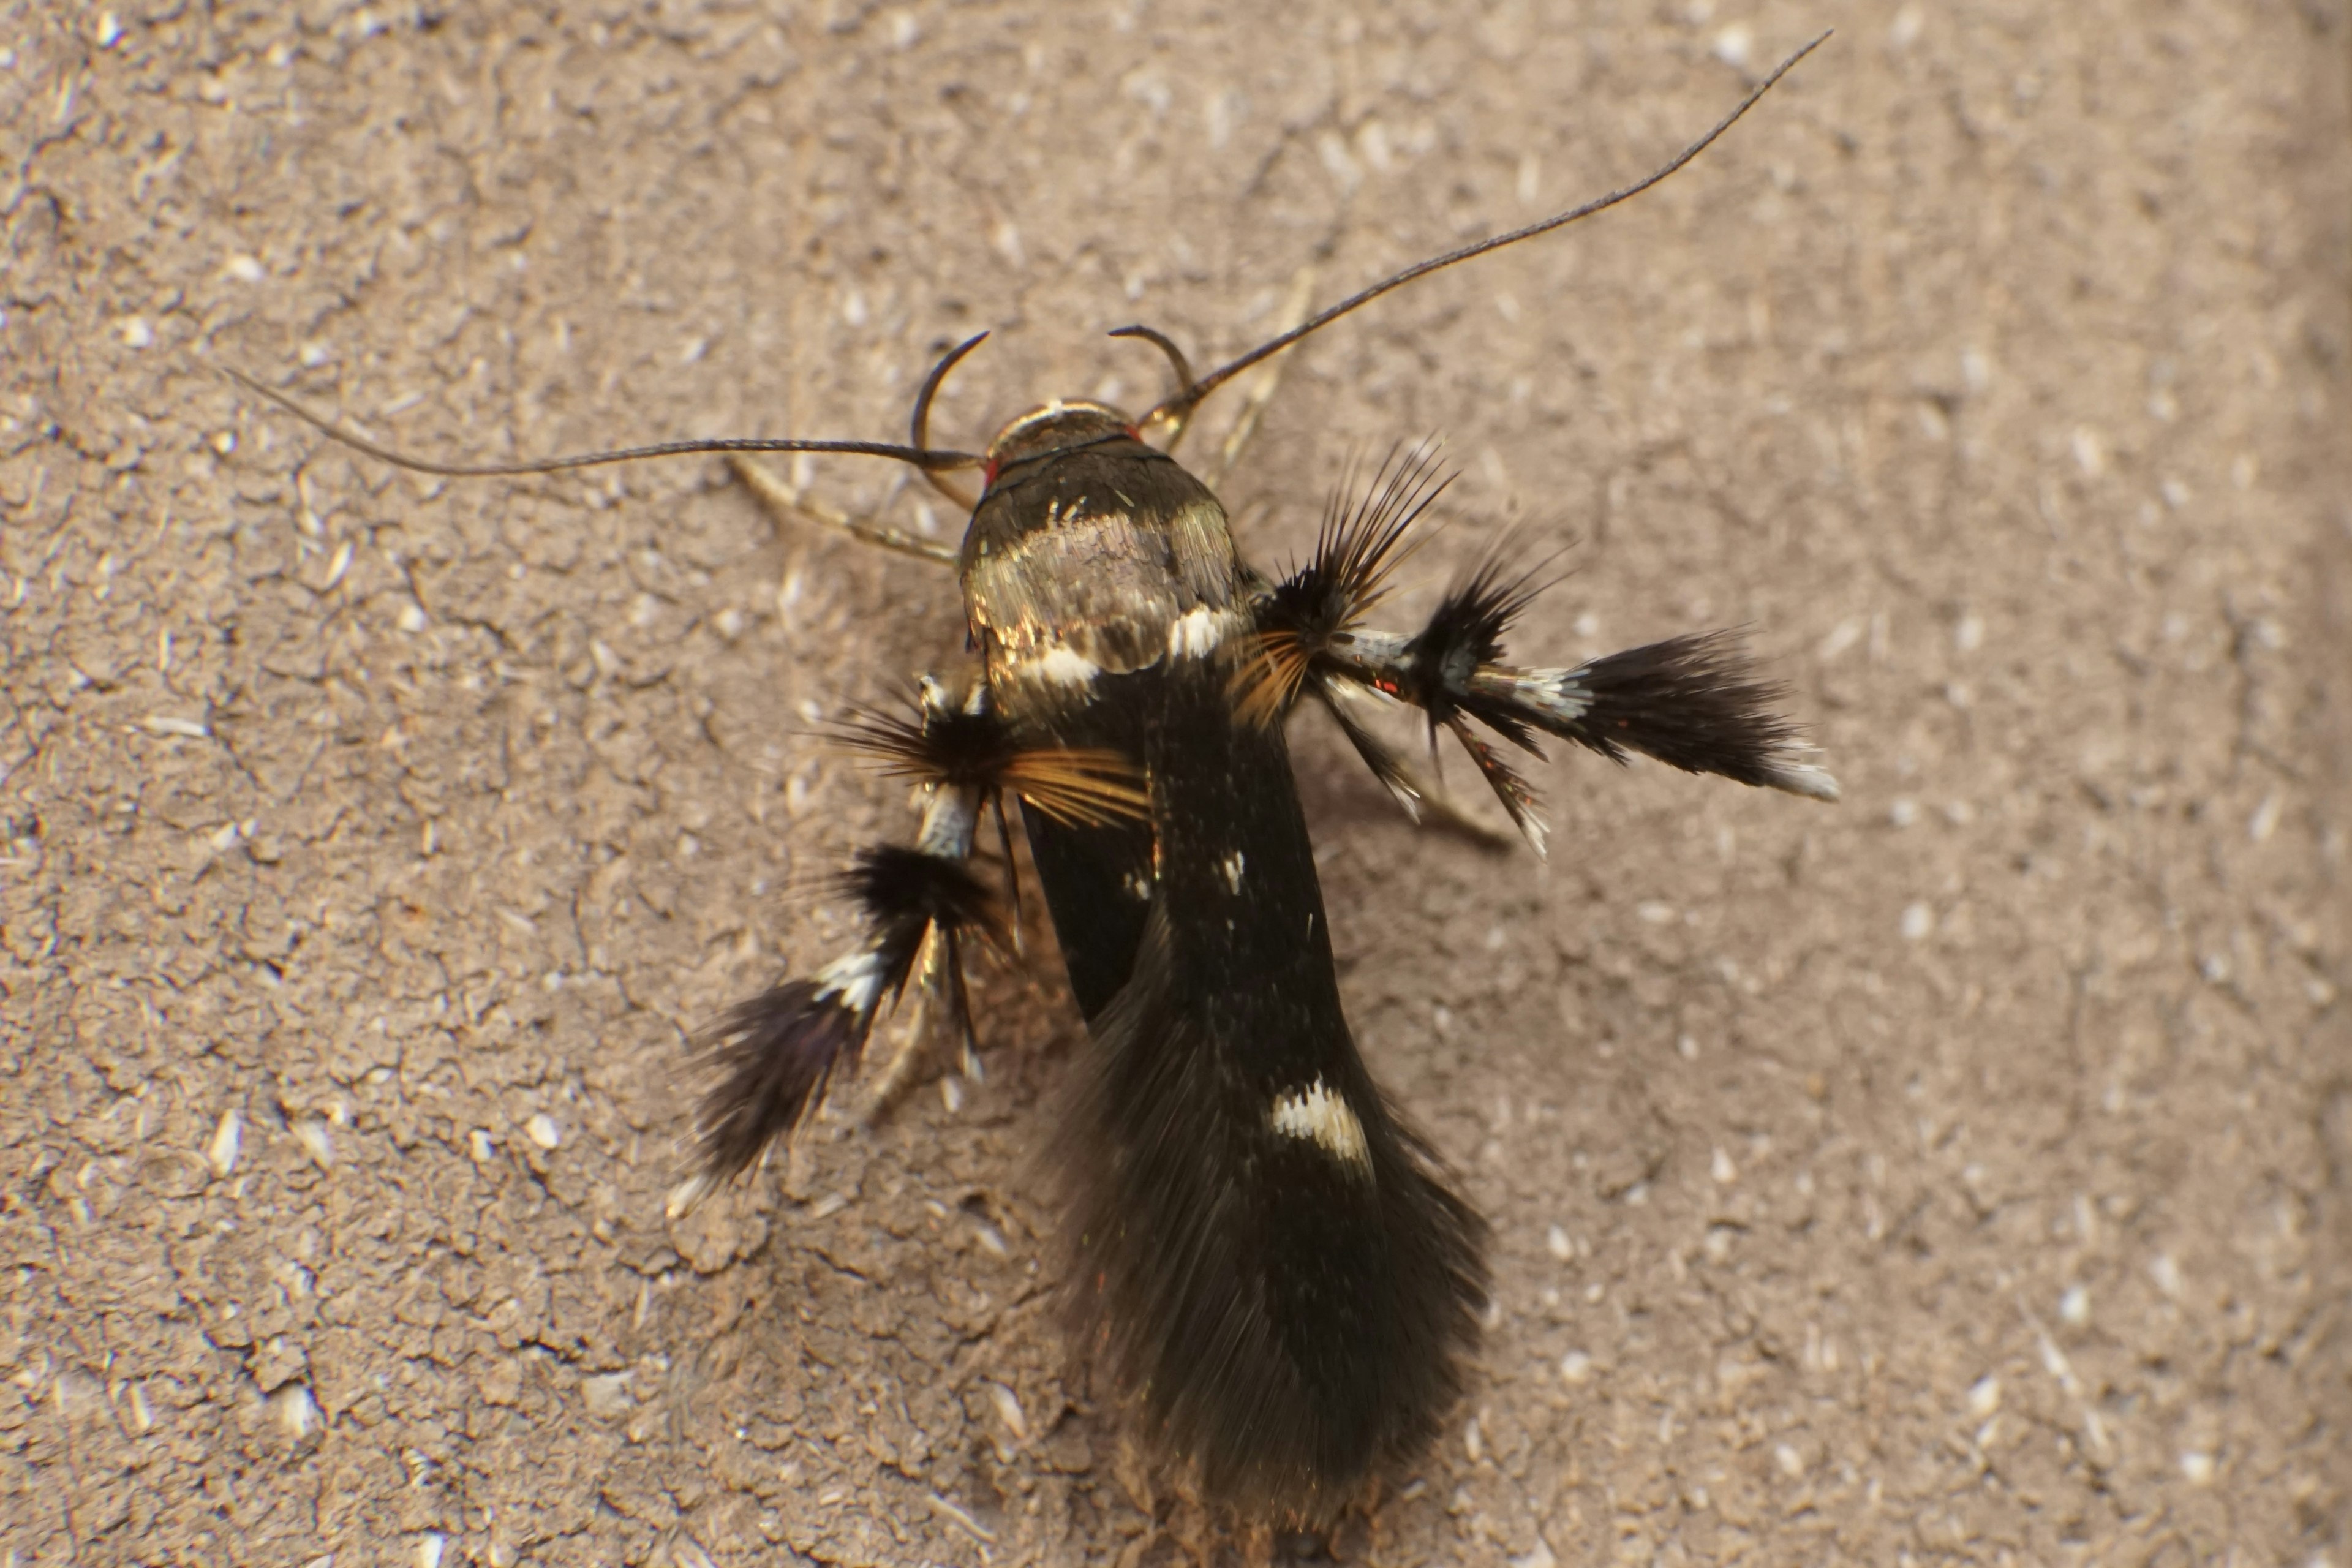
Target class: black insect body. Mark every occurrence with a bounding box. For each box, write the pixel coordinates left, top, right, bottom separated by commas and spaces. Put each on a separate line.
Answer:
233, 40, 1836, 1528
969, 409, 1491, 1515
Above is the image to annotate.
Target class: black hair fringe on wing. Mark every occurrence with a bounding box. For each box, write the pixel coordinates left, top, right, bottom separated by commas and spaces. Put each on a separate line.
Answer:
1236, 443, 1451, 725
1055, 906, 1489, 1524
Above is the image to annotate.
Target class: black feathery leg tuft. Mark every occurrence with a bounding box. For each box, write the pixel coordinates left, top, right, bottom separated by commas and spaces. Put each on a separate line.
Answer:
690, 981, 867, 1183
842, 844, 1000, 976
1236, 444, 1451, 725
836, 695, 1149, 828
677, 844, 1000, 1210
1521, 631, 1834, 794
1398, 535, 1563, 753
833, 699, 1015, 791
1300, 539, 1839, 834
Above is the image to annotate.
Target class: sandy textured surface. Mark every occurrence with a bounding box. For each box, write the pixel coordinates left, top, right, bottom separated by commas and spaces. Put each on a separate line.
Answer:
5, 1, 2348, 1563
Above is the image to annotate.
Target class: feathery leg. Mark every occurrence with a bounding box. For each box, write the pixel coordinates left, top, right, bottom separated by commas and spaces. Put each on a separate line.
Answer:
1237, 458, 1837, 854
670, 678, 1146, 1214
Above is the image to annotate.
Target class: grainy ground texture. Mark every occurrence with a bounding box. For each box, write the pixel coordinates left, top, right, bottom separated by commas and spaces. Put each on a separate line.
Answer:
4, 0, 2348, 1563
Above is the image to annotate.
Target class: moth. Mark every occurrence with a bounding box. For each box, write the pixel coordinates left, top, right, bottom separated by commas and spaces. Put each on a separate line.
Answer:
235, 37, 1836, 1527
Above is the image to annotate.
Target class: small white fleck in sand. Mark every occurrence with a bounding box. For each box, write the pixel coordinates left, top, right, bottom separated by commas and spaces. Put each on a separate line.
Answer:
468, 1129, 496, 1163
1711, 1148, 1738, 1185
1774, 1442, 1806, 1479
292, 1120, 334, 1170
581, 1373, 634, 1417
1637, 900, 1676, 924
925, 1493, 993, 1545
2072, 426, 2105, 477
1710, 24, 1752, 66
664, 1174, 712, 1221
1464, 1415, 1483, 1463
206, 1109, 242, 1177
1558, 1350, 1593, 1386
1901, 902, 1934, 941
1889, 796, 1919, 827
224, 253, 265, 282
2059, 1284, 2090, 1325
1546, 1224, 1572, 1261
524, 1114, 561, 1151
1967, 1376, 2001, 1417
2180, 1450, 2215, 1485
117, 315, 153, 349
1506, 1538, 1558, 1568
988, 1381, 1028, 1441
940, 1076, 964, 1114
2150, 1253, 2184, 1298
415, 1534, 445, 1568
1954, 612, 1984, 654
396, 602, 428, 633
319, 540, 353, 592
272, 1383, 318, 1438
2248, 793, 2282, 843
1677, 1034, 1700, 1060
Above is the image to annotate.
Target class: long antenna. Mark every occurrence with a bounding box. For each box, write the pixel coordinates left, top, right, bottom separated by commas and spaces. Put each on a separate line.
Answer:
221, 366, 983, 478
1137, 31, 1831, 434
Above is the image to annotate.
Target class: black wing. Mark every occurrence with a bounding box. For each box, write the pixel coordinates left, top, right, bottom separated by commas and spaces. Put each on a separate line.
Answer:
1047, 665, 1487, 1523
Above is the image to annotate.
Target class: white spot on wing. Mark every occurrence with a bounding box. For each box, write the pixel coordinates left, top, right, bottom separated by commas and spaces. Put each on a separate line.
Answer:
1022, 645, 1101, 687
1166, 605, 1235, 658
1267, 1079, 1372, 1173
1219, 850, 1245, 893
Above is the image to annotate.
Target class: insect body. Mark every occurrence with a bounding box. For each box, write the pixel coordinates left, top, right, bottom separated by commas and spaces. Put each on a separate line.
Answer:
968, 407, 1489, 1515
233, 38, 1836, 1528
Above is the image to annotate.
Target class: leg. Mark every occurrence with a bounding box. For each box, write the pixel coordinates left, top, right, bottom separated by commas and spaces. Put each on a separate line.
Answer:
667, 679, 993, 1217
1234, 461, 1838, 857
1313, 681, 1517, 850
669, 677, 1148, 1215
1202, 262, 1320, 489
728, 453, 959, 566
